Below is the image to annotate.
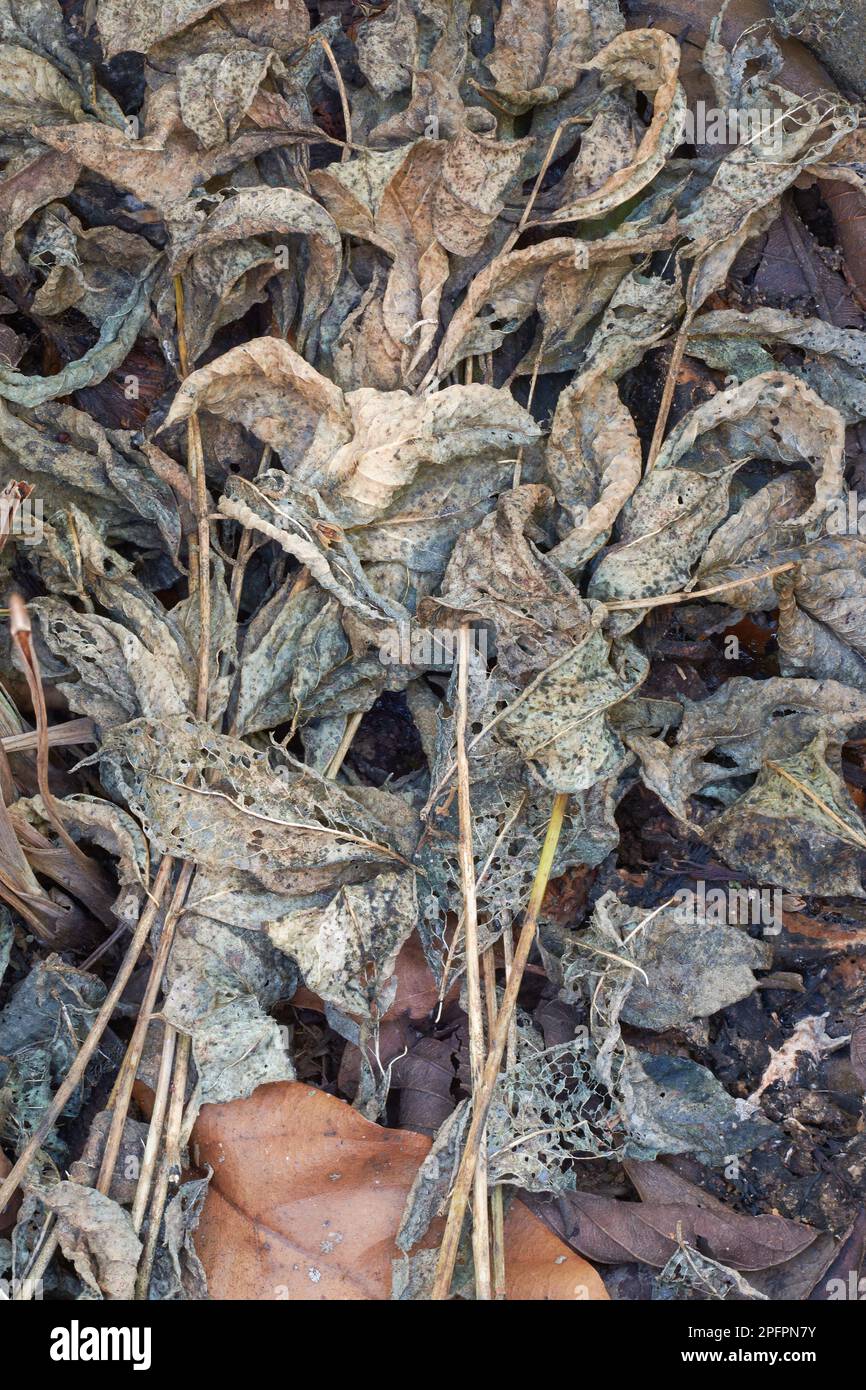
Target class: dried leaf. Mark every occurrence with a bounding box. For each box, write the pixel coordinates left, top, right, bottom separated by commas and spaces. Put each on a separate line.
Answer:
168, 187, 341, 345
0, 265, 159, 406
553, 1183, 819, 1270
32, 1180, 141, 1300
177, 47, 274, 148
559, 898, 772, 1032
267, 872, 418, 1025
0, 146, 79, 275
538, 29, 686, 218
707, 729, 866, 898
96, 0, 308, 59
589, 371, 845, 627
357, 0, 418, 100
191, 1080, 432, 1299
37, 83, 301, 213
502, 1200, 609, 1300
483, 0, 624, 113
93, 715, 411, 894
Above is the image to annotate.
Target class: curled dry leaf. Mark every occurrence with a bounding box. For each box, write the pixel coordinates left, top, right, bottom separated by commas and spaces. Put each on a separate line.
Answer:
0, 147, 80, 275
176, 47, 275, 149
547, 374, 641, 572
539, 29, 686, 221
314, 132, 527, 383
32, 1180, 141, 1300
629, 677, 866, 893
483, 0, 624, 112
168, 187, 342, 345
0, 265, 159, 406
679, 86, 857, 313
96, 0, 309, 60
0, 41, 83, 130
36, 83, 301, 214
170, 338, 541, 581
589, 371, 845, 627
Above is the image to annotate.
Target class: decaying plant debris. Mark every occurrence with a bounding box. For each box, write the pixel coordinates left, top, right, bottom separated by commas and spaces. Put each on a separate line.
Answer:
0, 0, 865, 1305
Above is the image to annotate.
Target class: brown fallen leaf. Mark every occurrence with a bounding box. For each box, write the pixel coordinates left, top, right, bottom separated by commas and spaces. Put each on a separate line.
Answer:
192, 1080, 608, 1299
191, 1080, 435, 1299
35, 83, 302, 215
547, 1181, 823, 1272
503, 1200, 609, 1300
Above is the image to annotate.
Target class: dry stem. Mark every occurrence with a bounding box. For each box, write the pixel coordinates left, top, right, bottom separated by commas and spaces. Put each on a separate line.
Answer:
455, 622, 491, 1299
431, 791, 569, 1300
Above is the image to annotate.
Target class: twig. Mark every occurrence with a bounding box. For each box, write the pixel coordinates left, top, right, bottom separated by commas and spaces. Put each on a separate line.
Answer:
605, 561, 797, 611
123, 280, 210, 1286
131, 1024, 177, 1232
324, 709, 365, 779
136, 1033, 190, 1298
1, 718, 96, 753
229, 446, 272, 614
431, 791, 569, 1299
483, 946, 507, 1299
500, 120, 573, 258
8, 595, 107, 887
645, 309, 692, 474
318, 36, 352, 161
95, 862, 195, 1200
435, 791, 528, 1012
455, 623, 491, 1300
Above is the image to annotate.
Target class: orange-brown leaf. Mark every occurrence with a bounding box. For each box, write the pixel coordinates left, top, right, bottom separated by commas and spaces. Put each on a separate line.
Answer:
503, 1201, 609, 1301
192, 1081, 431, 1300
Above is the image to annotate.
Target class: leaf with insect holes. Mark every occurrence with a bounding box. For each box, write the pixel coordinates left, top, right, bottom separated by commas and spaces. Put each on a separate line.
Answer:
629, 677, 866, 894
588, 372, 845, 630
533, 29, 685, 213
482, 0, 623, 113
167, 187, 341, 346
267, 871, 419, 1026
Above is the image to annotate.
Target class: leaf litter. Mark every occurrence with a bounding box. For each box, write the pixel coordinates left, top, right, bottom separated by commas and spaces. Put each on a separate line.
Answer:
0, 0, 862, 1307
